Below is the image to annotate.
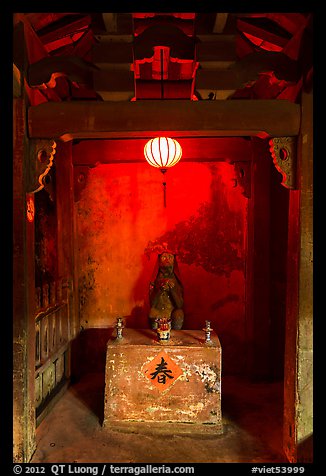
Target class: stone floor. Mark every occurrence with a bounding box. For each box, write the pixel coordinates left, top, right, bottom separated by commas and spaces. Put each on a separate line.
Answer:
31, 372, 287, 464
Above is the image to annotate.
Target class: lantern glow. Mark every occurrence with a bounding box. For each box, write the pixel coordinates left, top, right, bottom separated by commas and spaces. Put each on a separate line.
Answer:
144, 137, 182, 172
144, 137, 182, 208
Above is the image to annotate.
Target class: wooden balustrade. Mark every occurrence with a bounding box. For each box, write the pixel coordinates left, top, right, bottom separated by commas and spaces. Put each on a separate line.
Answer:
34, 277, 71, 423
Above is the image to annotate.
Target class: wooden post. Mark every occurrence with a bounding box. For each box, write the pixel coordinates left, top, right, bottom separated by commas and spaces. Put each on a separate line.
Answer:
55, 141, 79, 341
246, 137, 272, 379
283, 89, 313, 463
13, 97, 36, 463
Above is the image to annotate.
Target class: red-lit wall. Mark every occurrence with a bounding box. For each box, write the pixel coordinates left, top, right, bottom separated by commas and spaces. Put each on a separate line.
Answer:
75, 160, 248, 374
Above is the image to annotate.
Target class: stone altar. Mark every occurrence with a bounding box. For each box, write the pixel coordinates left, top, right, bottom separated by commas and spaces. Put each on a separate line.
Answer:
103, 328, 222, 434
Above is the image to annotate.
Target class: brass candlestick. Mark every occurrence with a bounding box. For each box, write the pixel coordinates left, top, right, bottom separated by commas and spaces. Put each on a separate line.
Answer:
115, 317, 124, 339
203, 320, 212, 343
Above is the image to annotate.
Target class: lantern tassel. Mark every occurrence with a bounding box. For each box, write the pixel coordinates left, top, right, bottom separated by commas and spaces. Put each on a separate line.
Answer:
163, 181, 166, 208
161, 168, 167, 208
160, 48, 164, 99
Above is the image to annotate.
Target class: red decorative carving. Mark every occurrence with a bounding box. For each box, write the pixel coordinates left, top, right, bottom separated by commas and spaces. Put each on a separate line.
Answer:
133, 48, 198, 81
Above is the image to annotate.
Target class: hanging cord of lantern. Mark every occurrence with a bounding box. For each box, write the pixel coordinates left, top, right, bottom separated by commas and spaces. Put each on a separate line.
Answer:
144, 137, 182, 207
160, 48, 164, 100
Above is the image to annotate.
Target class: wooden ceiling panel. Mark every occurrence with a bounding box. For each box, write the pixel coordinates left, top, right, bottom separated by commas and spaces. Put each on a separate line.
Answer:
16, 12, 312, 104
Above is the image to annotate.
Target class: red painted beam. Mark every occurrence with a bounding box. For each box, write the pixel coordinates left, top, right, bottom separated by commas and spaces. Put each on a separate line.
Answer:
72, 137, 253, 165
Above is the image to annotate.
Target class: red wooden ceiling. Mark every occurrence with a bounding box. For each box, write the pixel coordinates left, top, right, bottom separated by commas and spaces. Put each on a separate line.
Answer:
15, 12, 313, 105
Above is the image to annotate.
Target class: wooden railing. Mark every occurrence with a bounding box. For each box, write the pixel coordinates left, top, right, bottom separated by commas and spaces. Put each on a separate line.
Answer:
34, 278, 71, 423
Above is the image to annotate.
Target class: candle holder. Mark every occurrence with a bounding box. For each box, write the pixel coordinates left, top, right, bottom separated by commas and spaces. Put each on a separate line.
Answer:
156, 317, 172, 342
115, 317, 124, 339
203, 320, 212, 343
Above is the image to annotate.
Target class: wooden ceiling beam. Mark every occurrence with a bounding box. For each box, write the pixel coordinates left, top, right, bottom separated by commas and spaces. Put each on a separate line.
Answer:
30, 40, 301, 96
266, 13, 308, 35
25, 13, 70, 31
196, 70, 247, 90
196, 50, 300, 90
196, 35, 237, 62
92, 36, 133, 64
38, 16, 91, 45
28, 99, 300, 141
237, 19, 290, 47
27, 56, 98, 87
102, 13, 118, 33
213, 13, 229, 33
93, 70, 134, 92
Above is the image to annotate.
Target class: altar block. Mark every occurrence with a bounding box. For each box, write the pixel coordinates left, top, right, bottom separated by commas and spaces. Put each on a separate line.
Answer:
103, 328, 222, 434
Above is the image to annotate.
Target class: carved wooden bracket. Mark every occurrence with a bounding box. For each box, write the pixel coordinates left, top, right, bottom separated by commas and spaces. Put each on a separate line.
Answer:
42, 167, 56, 202
28, 56, 98, 88
27, 139, 56, 193
269, 136, 297, 189
232, 161, 251, 198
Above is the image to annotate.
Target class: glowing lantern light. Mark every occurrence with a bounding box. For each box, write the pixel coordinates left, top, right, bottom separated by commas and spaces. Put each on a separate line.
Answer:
144, 137, 182, 207
144, 137, 182, 172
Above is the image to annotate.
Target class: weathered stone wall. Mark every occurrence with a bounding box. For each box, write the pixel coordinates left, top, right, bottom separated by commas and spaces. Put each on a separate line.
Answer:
75, 160, 247, 374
